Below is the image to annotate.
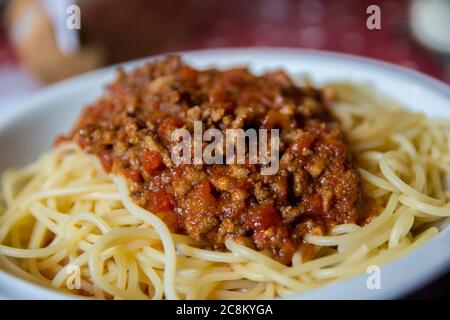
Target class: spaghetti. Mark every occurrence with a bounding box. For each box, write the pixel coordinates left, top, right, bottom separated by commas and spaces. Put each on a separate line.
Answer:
0, 82, 449, 300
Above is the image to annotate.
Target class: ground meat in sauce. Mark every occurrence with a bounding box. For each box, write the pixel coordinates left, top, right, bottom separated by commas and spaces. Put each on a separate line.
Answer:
64, 56, 374, 265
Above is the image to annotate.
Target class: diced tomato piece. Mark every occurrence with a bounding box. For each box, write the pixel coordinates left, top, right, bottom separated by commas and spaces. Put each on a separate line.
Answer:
195, 179, 217, 208
142, 150, 163, 175
123, 168, 143, 183
322, 132, 346, 157
164, 118, 183, 128
209, 88, 227, 103
358, 198, 378, 225
147, 190, 174, 212
245, 207, 280, 231
100, 149, 114, 172
179, 65, 198, 82
198, 179, 211, 194
291, 132, 315, 158
262, 110, 290, 129
305, 194, 323, 214
157, 118, 183, 141
53, 135, 68, 147
222, 68, 248, 85
155, 210, 179, 233
92, 101, 115, 119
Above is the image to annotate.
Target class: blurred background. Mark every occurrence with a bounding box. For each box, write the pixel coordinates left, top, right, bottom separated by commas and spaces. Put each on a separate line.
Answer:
0, 0, 449, 298
0, 0, 449, 109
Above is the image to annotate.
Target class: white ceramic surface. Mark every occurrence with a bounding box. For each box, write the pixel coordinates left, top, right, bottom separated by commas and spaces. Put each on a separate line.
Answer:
0, 48, 449, 300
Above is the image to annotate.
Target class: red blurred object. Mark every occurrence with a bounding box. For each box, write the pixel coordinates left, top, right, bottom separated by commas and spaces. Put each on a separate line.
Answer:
0, 16, 16, 65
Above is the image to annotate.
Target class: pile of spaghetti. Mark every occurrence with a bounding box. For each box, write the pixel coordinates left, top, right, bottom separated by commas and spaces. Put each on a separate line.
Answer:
0, 83, 449, 299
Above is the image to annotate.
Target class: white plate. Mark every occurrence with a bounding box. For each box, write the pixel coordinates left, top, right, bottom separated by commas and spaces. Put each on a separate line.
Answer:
0, 48, 449, 300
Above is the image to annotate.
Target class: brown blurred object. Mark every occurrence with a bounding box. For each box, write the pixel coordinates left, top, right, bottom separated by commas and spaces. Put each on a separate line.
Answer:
77, 0, 246, 64
5, 0, 104, 83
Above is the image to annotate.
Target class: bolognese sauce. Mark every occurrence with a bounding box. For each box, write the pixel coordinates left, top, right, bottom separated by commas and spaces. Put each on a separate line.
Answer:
65, 56, 374, 265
